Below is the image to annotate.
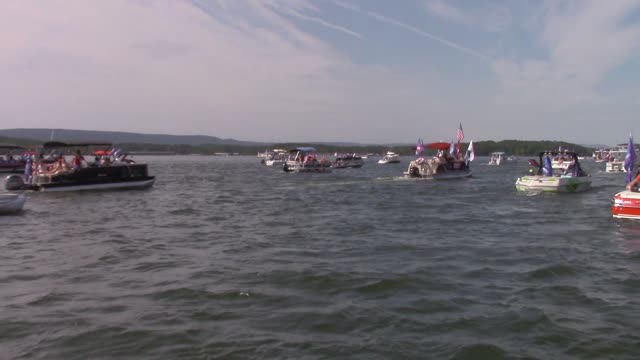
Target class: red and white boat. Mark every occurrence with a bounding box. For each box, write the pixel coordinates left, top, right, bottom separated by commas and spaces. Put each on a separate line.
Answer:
405, 142, 473, 180
611, 190, 640, 219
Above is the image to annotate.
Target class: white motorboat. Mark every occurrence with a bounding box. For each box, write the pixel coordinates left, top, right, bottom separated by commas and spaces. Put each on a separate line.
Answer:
261, 149, 288, 166
332, 153, 364, 168
516, 152, 591, 193
378, 151, 400, 164
604, 147, 627, 173
0, 193, 25, 214
5, 142, 155, 192
404, 142, 472, 180
593, 149, 606, 162
283, 147, 332, 173
488, 152, 506, 166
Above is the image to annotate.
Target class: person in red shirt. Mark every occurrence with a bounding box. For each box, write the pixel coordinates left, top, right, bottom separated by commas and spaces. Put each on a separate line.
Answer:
71, 150, 85, 170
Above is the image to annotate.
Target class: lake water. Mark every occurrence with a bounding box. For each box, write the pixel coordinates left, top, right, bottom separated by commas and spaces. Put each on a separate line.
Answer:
2, 156, 640, 359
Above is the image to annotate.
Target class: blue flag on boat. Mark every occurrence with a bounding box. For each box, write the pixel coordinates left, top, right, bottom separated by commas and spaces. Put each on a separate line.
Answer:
543, 156, 553, 176
449, 141, 456, 156
624, 134, 636, 183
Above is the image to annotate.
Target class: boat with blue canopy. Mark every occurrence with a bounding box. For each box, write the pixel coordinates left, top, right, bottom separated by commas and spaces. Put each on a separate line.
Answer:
283, 147, 332, 173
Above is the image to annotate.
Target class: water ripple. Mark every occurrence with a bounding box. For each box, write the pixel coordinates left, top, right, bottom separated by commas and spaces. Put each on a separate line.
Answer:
2, 156, 639, 359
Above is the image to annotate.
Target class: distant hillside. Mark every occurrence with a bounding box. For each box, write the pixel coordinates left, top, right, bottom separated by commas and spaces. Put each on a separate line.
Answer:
0, 128, 264, 146
473, 140, 594, 157
0, 129, 596, 157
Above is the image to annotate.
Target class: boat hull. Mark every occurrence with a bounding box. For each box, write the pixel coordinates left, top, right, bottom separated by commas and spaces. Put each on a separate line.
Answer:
332, 159, 364, 168
36, 178, 155, 192
611, 191, 640, 219
283, 162, 332, 173
404, 169, 472, 180
515, 175, 591, 193
0, 164, 26, 173
7, 164, 155, 192
0, 193, 25, 214
264, 160, 285, 166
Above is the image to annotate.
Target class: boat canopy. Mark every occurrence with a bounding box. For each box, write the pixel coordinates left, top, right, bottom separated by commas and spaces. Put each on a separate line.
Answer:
425, 142, 451, 151
289, 147, 317, 153
92, 150, 112, 155
43, 141, 112, 148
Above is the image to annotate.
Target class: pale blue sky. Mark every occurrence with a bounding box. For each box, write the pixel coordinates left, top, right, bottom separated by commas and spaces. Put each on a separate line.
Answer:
1, 0, 640, 144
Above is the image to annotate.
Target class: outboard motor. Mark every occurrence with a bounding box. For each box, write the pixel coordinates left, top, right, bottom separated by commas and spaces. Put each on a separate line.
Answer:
5, 175, 25, 191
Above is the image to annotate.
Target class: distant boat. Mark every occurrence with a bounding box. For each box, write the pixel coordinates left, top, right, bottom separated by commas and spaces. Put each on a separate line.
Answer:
378, 152, 400, 164
405, 142, 471, 180
332, 153, 364, 169
283, 147, 332, 173
488, 152, 506, 166
261, 149, 288, 166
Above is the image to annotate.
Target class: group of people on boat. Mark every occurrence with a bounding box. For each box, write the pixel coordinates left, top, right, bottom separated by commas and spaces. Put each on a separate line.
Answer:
293, 153, 329, 164
433, 150, 468, 171
0, 155, 23, 164
527, 154, 585, 177
22, 148, 134, 179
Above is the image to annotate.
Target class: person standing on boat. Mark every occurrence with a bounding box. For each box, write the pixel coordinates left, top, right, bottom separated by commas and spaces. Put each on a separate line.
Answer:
56, 153, 69, 171
71, 150, 86, 170
24, 155, 32, 183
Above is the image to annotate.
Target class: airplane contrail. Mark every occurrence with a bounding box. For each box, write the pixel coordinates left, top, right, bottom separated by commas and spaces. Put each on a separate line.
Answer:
334, 0, 490, 61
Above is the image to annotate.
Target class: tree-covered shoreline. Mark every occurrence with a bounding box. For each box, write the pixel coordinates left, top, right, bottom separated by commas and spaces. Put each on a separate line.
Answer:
103, 140, 596, 157
0, 136, 596, 157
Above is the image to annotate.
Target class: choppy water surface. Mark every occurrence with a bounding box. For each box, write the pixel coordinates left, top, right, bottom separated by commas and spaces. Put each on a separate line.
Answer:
2, 156, 640, 359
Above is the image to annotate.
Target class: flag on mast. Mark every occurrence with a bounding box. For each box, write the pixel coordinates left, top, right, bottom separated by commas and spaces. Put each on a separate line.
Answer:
415, 138, 424, 156
456, 123, 464, 153
624, 134, 636, 184
464, 141, 475, 164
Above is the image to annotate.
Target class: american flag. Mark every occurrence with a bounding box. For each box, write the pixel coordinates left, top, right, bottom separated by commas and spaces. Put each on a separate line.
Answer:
456, 123, 464, 143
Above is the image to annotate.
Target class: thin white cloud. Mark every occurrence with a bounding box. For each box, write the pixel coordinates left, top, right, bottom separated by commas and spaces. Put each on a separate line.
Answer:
493, 0, 640, 108
263, 0, 362, 38
422, 0, 512, 32
334, 0, 490, 61
423, 0, 471, 25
